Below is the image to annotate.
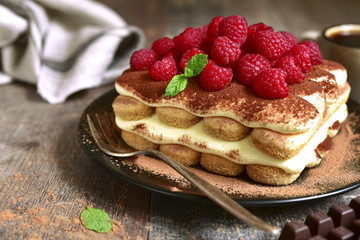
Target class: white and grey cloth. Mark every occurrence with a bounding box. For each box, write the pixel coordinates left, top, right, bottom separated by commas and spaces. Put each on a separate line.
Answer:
0, 0, 145, 103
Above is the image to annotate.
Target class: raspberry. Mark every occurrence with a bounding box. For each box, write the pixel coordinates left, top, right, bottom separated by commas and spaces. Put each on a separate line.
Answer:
299, 40, 323, 65
211, 36, 241, 67
173, 27, 204, 53
198, 24, 209, 40
200, 40, 212, 55
218, 15, 248, 46
148, 57, 178, 81
164, 48, 183, 63
235, 53, 270, 86
279, 31, 298, 51
200, 61, 233, 91
151, 37, 175, 57
206, 16, 224, 43
289, 44, 312, 73
274, 55, 305, 84
269, 60, 278, 67
180, 48, 205, 71
253, 68, 289, 99
130, 49, 159, 70
242, 22, 273, 53
254, 30, 288, 60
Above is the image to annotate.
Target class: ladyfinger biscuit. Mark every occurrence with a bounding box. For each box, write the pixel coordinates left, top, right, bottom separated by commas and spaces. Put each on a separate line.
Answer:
112, 95, 154, 121
251, 128, 312, 160
246, 164, 301, 186
200, 153, 245, 177
156, 106, 201, 128
121, 130, 159, 150
159, 144, 200, 166
203, 116, 251, 141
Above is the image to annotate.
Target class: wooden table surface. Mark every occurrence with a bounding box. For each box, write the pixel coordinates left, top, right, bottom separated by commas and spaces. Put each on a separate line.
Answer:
1, 0, 360, 239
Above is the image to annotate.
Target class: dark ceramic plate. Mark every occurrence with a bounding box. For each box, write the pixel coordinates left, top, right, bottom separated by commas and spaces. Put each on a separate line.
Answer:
78, 89, 360, 206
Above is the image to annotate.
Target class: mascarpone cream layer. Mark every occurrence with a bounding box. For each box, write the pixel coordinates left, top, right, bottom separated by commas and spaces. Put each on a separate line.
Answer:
115, 103, 348, 174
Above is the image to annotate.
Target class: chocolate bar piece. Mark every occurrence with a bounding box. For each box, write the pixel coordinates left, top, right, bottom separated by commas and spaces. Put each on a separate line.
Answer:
278, 221, 311, 240
327, 226, 354, 240
305, 211, 334, 237
349, 197, 360, 218
278, 196, 360, 240
327, 204, 356, 227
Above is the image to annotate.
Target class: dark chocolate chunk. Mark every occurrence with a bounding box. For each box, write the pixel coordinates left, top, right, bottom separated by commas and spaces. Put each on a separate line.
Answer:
327, 203, 356, 227
349, 196, 360, 219
279, 221, 311, 240
305, 211, 334, 237
348, 219, 360, 238
278, 196, 360, 240
327, 226, 355, 240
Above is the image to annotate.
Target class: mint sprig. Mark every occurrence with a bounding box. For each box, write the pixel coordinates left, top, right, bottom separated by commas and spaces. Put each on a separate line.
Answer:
80, 206, 112, 233
164, 74, 188, 97
164, 53, 208, 97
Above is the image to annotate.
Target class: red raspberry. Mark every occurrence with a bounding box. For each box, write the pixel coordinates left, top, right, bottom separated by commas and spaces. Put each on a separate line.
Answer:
173, 27, 204, 53
151, 37, 175, 57
235, 53, 270, 86
200, 61, 233, 91
198, 25, 209, 40
148, 57, 178, 81
164, 48, 182, 63
254, 30, 288, 60
274, 55, 305, 84
200, 40, 212, 55
130, 49, 159, 71
289, 44, 312, 73
211, 36, 241, 67
269, 60, 278, 67
253, 68, 289, 99
180, 48, 205, 71
279, 31, 298, 51
299, 40, 323, 65
197, 25, 212, 53
206, 16, 224, 43
218, 15, 248, 46
242, 22, 273, 53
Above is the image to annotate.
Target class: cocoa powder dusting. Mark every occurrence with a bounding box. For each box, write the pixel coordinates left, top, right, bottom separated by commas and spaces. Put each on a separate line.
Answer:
313, 59, 345, 72
329, 120, 340, 131
316, 135, 332, 154
119, 108, 360, 199
132, 123, 146, 132
0, 174, 114, 239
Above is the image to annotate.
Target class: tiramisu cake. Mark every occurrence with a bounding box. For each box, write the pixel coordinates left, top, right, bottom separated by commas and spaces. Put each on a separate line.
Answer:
112, 15, 351, 185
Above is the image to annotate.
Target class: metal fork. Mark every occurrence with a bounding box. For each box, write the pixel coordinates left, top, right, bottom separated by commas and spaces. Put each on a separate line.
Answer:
87, 112, 280, 235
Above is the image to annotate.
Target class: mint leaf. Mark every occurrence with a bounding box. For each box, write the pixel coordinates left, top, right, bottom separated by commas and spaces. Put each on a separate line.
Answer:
164, 74, 188, 97
184, 53, 208, 77
164, 53, 208, 97
80, 206, 112, 233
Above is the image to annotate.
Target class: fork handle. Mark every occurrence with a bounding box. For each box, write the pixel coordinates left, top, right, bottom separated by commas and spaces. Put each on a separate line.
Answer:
148, 150, 280, 235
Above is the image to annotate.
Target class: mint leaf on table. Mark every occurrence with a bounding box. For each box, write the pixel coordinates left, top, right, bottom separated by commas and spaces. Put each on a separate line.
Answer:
164, 53, 208, 97
80, 206, 112, 233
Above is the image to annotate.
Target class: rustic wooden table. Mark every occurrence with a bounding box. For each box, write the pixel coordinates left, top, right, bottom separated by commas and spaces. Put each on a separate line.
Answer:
1, 0, 360, 239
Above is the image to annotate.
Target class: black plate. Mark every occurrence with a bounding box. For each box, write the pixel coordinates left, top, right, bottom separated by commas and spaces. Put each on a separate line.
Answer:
77, 89, 360, 206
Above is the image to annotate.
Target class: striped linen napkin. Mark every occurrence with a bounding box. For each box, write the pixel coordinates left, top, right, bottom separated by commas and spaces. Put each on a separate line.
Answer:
0, 0, 144, 103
